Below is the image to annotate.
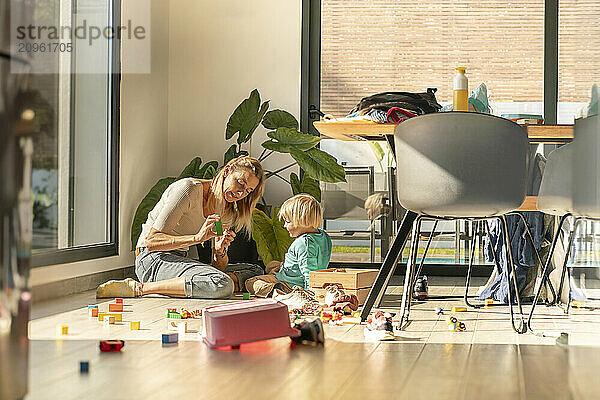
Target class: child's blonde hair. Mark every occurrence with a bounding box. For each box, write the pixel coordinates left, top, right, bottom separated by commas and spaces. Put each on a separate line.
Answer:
278, 194, 323, 229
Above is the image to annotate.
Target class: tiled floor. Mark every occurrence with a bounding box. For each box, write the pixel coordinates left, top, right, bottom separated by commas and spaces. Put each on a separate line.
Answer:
26, 276, 600, 399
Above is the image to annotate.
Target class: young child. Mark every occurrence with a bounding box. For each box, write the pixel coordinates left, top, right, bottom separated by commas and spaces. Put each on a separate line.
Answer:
245, 194, 332, 297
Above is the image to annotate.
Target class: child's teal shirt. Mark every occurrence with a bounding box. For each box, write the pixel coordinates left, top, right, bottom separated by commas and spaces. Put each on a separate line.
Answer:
276, 228, 332, 289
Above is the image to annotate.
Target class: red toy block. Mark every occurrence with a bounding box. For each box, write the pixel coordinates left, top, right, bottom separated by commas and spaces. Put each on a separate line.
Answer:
115, 298, 123, 304
109, 303, 123, 312
99, 340, 125, 352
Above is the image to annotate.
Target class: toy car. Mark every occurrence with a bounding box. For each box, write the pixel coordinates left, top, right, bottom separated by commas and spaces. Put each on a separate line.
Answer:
99, 340, 125, 352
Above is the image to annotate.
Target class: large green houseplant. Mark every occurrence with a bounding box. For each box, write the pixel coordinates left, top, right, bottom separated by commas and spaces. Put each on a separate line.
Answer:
131, 89, 346, 265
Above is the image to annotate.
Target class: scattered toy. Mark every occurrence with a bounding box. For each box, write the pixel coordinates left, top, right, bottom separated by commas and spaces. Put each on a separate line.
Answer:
104, 315, 116, 325
571, 301, 586, 308
556, 332, 569, 346
115, 298, 123, 304
484, 299, 494, 307
243, 292, 251, 300
99, 340, 125, 352
364, 312, 395, 341
88, 308, 99, 318
162, 333, 179, 344
109, 303, 123, 312
80, 361, 89, 373
57, 325, 68, 335
98, 313, 122, 322
292, 318, 325, 345
87, 305, 98, 309
167, 310, 182, 319
451, 307, 467, 313
130, 321, 140, 330
435, 307, 444, 315
445, 315, 466, 331
168, 320, 188, 333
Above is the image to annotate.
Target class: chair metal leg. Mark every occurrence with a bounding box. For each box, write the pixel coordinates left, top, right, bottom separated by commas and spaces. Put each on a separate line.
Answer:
464, 221, 482, 309
398, 216, 421, 329
413, 220, 439, 282
509, 211, 557, 304
484, 220, 503, 275
500, 215, 527, 334
360, 211, 417, 321
526, 213, 571, 333
556, 218, 579, 314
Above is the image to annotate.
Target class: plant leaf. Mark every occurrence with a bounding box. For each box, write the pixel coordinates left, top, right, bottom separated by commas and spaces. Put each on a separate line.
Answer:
267, 127, 320, 151
251, 208, 294, 265
177, 157, 203, 179
290, 172, 321, 201
130, 177, 177, 250
290, 148, 346, 183
224, 144, 238, 165
245, 100, 270, 143
225, 89, 260, 143
198, 161, 219, 179
262, 109, 299, 130
262, 140, 294, 153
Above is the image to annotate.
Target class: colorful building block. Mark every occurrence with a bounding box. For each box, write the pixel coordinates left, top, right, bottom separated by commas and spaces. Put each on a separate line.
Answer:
130, 321, 141, 330
243, 292, 251, 300
99, 340, 125, 352
109, 303, 124, 312
571, 301, 586, 308
435, 307, 444, 315
89, 308, 99, 318
87, 305, 98, 309
484, 299, 494, 307
104, 316, 116, 325
115, 298, 123, 304
451, 307, 467, 313
162, 333, 178, 344
214, 219, 223, 235
98, 313, 122, 322
167, 311, 182, 319
57, 325, 68, 335
168, 321, 188, 333
80, 361, 89, 373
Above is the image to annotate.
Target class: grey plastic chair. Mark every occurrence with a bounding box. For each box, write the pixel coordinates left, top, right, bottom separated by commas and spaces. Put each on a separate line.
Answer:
394, 112, 529, 333
529, 114, 600, 331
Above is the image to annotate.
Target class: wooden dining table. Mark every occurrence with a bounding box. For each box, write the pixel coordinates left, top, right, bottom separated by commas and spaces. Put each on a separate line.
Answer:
312, 118, 574, 321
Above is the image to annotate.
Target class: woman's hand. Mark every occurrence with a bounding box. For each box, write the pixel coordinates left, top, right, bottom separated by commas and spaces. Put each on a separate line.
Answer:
194, 214, 222, 244
215, 228, 236, 255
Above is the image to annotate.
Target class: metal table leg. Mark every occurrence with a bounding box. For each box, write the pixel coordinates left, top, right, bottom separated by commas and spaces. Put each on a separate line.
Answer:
360, 211, 417, 321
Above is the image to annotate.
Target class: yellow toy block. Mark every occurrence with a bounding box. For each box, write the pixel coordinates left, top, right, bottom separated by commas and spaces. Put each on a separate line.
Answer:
571, 301, 586, 308
98, 312, 122, 322
451, 307, 467, 313
484, 299, 494, 307
57, 325, 68, 335
104, 316, 116, 325
130, 321, 140, 330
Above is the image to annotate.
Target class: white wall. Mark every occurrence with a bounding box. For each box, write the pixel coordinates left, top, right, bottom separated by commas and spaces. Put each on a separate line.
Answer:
167, 0, 301, 206
30, 0, 170, 286
31, 0, 302, 286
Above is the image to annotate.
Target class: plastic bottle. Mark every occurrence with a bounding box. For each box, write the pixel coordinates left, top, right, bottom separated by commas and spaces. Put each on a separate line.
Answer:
453, 67, 469, 112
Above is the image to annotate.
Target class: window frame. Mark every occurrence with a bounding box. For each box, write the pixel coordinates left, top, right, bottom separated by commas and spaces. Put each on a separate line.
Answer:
31, 0, 121, 268
301, 0, 560, 130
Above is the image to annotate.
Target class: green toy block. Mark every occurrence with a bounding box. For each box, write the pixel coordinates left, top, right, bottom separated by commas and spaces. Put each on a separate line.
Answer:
242, 292, 251, 300
215, 219, 223, 236
167, 311, 182, 319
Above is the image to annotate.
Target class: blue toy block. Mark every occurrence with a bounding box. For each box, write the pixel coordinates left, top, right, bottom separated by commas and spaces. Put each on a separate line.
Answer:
162, 333, 178, 344
87, 305, 98, 309
80, 361, 89, 373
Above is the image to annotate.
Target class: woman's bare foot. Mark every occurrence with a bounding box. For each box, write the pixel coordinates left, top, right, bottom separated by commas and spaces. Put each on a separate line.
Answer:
96, 278, 143, 298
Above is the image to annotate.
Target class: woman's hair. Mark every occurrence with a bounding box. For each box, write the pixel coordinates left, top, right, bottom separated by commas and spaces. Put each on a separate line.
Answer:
278, 194, 323, 229
208, 155, 265, 235
364, 193, 390, 220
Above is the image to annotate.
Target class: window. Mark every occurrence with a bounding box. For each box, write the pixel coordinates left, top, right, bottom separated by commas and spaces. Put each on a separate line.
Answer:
19, 0, 120, 266
557, 0, 600, 123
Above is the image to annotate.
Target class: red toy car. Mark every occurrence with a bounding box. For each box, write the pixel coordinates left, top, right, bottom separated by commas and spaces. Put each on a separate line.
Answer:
99, 340, 125, 352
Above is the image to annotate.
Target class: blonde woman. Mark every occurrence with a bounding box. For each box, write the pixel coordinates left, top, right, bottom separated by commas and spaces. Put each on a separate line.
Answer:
97, 156, 266, 299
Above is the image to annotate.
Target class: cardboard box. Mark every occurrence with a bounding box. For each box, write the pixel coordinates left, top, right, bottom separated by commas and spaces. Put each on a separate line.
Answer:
309, 268, 378, 305
309, 268, 377, 290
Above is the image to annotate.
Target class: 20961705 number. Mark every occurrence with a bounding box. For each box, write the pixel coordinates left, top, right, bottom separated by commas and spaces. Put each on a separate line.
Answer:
18, 42, 72, 53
